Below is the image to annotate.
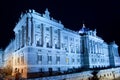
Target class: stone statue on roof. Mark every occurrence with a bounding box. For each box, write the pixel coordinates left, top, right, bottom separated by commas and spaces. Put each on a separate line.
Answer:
43, 8, 50, 19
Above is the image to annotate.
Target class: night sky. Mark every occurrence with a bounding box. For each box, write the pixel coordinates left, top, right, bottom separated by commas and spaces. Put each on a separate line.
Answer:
0, 0, 120, 51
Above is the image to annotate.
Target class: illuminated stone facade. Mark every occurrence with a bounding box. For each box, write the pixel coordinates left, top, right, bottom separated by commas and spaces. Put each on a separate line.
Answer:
2, 9, 120, 78
109, 42, 120, 67
79, 26, 110, 68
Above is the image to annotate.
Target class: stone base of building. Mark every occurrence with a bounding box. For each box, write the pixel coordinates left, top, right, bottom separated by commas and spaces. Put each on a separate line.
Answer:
25, 71, 61, 79
26, 71, 93, 80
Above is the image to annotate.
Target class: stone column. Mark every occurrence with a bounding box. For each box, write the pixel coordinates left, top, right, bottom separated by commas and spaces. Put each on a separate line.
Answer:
113, 48, 115, 56
26, 17, 29, 46
18, 30, 20, 49
22, 26, 24, 47
41, 24, 44, 47
116, 48, 119, 56
31, 17, 34, 46
28, 17, 31, 46
93, 41, 95, 53
92, 41, 94, 53
50, 27, 53, 48
95, 42, 98, 53
43, 25, 46, 47
101, 44, 103, 54
95, 42, 97, 53
99, 43, 100, 53
52, 28, 55, 49
20, 30, 22, 48
88, 39, 90, 54
24, 25, 26, 47
58, 29, 61, 49
98, 43, 100, 53
15, 33, 18, 50
89, 40, 92, 53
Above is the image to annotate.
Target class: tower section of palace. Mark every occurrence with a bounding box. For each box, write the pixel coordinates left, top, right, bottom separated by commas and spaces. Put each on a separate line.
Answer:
2, 9, 120, 78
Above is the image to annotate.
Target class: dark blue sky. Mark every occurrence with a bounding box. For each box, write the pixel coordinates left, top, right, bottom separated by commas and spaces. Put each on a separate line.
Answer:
0, 0, 120, 50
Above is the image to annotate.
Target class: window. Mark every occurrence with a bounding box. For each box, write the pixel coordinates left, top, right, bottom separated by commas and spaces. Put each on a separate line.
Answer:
71, 47, 75, 53
46, 27, 49, 31
48, 56, 52, 64
18, 57, 20, 64
39, 68, 43, 72
37, 25, 40, 28
76, 45, 80, 53
70, 43, 75, 53
65, 47, 68, 52
64, 36, 68, 40
54, 30, 58, 34
21, 69, 24, 73
37, 55, 42, 64
47, 42, 50, 48
55, 44, 57, 48
70, 37, 74, 41
91, 58, 94, 62
54, 37, 60, 49
104, 74, 106, 77
35, 35, 42, 47
45, 36, 51, 48
15, 68, 17, 72
66, 58, 69, 64
56, 56, 60, 64
21, 56, 24, 64
72, 58, 75, 64
77, 59, 80, 64
58, 67, 60, 72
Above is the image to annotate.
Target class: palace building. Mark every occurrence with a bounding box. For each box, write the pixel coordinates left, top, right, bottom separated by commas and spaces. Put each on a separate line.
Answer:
2, 9, 120, 78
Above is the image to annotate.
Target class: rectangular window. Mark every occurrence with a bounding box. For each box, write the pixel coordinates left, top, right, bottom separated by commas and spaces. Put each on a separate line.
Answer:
76, 44, 80, 53
72, 58, 75, 64
54, 30, 58, 34
21, 56, 24, 64
21, 69, 24, 73
46, 27, 49, 31
39, 55, 42, 61
56, 56, 60, 64
71, 47, 75, 53
18, 57, 20, 64
77, 59, 79, 63
48, 56, 52, 64
64, 36, 68, 40
36, 35, 40, 46
22, 26, 24, 47
55, 44, 58, 49
66, 58, 69, 64
37, 55, 42, 64
47, 42, 51, 48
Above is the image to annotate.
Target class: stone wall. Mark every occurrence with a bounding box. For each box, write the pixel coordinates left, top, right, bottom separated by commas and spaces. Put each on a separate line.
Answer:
27, 71, 93, 80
